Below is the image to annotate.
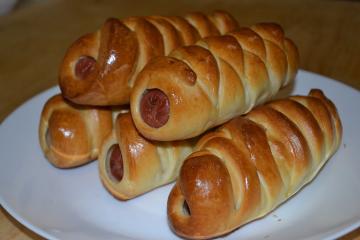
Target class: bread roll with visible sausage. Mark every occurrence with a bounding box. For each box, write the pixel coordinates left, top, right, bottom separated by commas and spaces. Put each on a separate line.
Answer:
59, 10, 239, 106
39, 94, 117, 168
131, 22, 299, 141
167, 89, 342, 239
98, 112, 195, 200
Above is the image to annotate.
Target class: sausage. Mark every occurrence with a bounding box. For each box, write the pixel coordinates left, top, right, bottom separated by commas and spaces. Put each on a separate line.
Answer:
109, 144, 124, 181
75, 56, 96, 79
183, 200, 191, 216
140, 88, 170, 128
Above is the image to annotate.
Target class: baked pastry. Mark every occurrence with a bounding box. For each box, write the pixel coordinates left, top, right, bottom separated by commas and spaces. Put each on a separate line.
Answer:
98, 112, 195, 200
130, 22, 299, 141
59, 10, 239, 106
39, 94, 118, 168
167, 89, 342, 239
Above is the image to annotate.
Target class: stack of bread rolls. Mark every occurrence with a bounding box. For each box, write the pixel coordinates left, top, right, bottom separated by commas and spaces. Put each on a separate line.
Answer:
38, 9, 342, 239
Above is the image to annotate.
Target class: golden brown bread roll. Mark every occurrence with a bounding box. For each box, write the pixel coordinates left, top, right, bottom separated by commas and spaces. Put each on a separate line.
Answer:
98, 112, 196, 200
167, 89, 342, 239
39, 94, 117, 168
130, 22, 299, 141
59, 10, 239, 106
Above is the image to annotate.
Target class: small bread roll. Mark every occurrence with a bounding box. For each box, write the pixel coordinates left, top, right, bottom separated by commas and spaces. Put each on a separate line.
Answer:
39, 94, 116, 168
131, 22, 299, 141
98, 112, 195, 200
168, 89, 342, 239
59, 11, 239, 106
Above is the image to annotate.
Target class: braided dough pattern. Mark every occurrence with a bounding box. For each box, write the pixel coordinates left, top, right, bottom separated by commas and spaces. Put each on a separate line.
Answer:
98, 112, 195, 200
59, 10, 239, 106
131, 22, 299, 141
39, 94, 115, 168
167, 89, 342, 239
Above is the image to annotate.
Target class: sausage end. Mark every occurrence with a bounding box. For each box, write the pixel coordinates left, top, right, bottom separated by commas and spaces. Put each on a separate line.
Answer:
108, 144, 124, 182
140, 88, 170, 128
75, 56, 96, 79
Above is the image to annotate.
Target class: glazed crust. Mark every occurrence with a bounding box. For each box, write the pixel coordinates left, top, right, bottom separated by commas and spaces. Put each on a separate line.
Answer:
98, 112, 195, 200
131, 22, 299, 141
59, 10, 239, 106
167, 89, 342, 239
38, 94, 114, 168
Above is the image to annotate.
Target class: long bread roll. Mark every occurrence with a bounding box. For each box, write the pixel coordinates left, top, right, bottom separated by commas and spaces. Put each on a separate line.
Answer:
98, 112, 195, 200
130, 22, 299, 141
59, 10, 239, 106
167, 89, 342, 239
39, 94, 117, 168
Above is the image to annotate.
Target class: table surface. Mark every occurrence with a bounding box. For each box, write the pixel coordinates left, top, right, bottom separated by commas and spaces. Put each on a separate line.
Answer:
0, 0, 359, 239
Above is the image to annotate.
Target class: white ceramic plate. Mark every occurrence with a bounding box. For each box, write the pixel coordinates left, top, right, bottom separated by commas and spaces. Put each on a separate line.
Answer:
1, 70, 360, 240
